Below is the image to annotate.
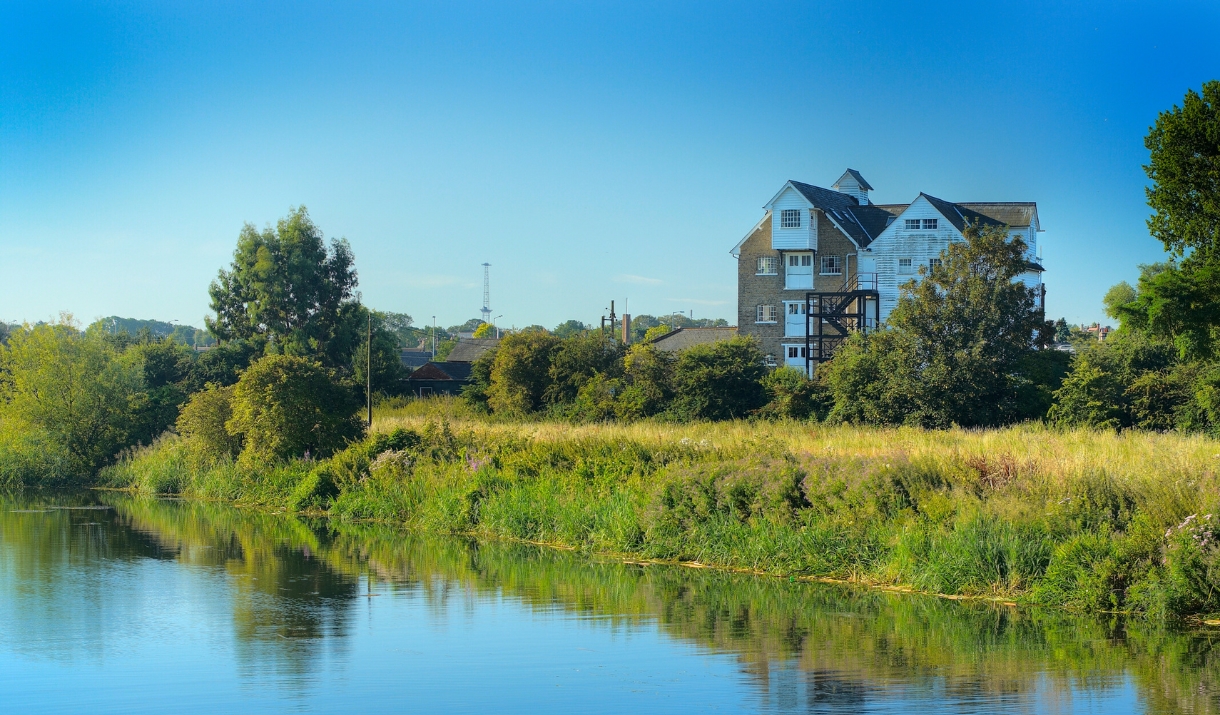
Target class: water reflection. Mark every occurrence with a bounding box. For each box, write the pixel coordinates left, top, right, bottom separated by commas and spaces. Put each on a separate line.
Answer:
1, 491, 1218, 714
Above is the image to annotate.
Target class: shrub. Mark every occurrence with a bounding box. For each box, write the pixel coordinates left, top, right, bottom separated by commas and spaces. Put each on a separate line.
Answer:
176, 384, 242, 459
669, 337, 767, 421
227, 354, 364, 464
0, 320, 145, 474
487, 331, 561, 415
616, 344, 675, 420
758, 366, 824, 420
0, 423, 74, 488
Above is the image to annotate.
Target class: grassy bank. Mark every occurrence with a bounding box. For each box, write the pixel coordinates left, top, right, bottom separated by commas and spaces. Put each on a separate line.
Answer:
102, 399, 1220, 618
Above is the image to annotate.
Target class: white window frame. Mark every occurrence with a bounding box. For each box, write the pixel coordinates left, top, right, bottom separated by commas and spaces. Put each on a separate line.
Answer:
756, 256, 778, 275
763, 354, 777, 368
922, 218, 938, 230
780, 209, 802, 229
820, 255, 842, 275
756, 304, 778, 324
928, 258, 943, 270
898, 257, 914, 274
904, 219, 920, 230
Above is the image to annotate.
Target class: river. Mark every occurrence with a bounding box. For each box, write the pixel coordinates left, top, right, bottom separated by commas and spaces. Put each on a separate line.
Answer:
1, 491, 1217, 714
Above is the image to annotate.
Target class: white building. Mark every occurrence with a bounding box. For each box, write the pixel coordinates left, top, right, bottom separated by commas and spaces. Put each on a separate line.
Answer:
733, 170, 1043, 370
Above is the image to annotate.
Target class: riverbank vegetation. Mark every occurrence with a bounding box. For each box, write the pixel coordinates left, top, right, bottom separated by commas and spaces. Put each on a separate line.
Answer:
101, 406, 1220, 619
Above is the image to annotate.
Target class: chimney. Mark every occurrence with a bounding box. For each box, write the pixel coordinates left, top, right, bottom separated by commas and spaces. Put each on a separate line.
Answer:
622, 314, 631, 345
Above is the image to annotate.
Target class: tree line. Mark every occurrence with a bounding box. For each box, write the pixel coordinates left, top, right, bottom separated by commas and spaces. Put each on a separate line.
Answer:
2, 81, 1218, 484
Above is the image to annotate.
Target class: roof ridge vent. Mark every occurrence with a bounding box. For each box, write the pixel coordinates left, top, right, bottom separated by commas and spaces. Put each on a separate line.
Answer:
832, 169, 871, 206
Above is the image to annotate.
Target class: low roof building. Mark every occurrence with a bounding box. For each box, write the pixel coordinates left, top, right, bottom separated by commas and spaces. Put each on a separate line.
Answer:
445, 338, 500, 363
406, 361, 475, 397
647, 327, 738, 352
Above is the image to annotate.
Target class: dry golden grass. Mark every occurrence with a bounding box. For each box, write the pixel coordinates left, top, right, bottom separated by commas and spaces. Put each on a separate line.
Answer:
376, 397, 1220, 491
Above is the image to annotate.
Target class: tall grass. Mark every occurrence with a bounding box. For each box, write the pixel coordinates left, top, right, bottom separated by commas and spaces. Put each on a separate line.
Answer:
102, 397, 1220, 617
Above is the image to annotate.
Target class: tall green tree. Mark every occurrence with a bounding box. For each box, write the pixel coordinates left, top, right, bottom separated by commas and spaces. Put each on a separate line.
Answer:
349, 308, 407, 396
207, 207, 358, 362
825, 223, 1052, 427
0, 320, 145, 473
1122, 81, 1220, 358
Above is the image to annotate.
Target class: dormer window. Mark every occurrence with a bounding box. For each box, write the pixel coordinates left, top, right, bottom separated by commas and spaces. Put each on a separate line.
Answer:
780, 210, 801, 229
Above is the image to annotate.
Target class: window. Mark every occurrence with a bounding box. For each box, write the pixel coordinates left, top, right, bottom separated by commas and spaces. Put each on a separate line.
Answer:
788, 302, 806, 315
928, 258, 943, 269
756, 304, 778, 323
820, 255, 842, 275
789, 254, 811, 267
898, 257, 913, 274
904, 219, 920, 230
780, 209, 801, 228
764, 354, 777, 368
922, 218, 938, 230
756, 256, 778, 275
786, 346, 807, 359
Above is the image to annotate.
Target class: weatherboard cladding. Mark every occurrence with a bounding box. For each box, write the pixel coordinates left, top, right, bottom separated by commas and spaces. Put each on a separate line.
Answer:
784, 180, 894, 248
840, 168, 873, 191
739, 172, 1042, 337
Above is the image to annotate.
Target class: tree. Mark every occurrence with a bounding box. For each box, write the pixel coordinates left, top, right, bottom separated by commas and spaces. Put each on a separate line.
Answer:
552, 320, 588, 339
670, 337, 767, 420
177, 384, 241, 459
616, 344, 675, 419
472, 322, 495, 338
0, 320, 144, 473
1145, 80, 1220, 259
544, 332, 623, 406
226, 354, 364, 464
348, 308, 407, 396
486, 331, 561, 415
824, 223, 1051, 427
1103, 282, 1138, 320
1122, 82, 1220, 358
380, 312, 415, 346
206, 207, 358, 362
758, 366, 824, 420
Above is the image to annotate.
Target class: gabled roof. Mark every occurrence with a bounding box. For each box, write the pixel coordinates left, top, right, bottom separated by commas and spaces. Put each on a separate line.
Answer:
833, 169, 873, 191
409, 361, 474, 381
647, 327, 738, 352
919, 194, 1003, 232
785, 180, 892, 248
444, 338, 500, 363
955, 203, 1038, 228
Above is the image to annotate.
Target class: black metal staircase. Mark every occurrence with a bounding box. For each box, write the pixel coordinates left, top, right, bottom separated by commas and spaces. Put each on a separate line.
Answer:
804, 272, 879, 373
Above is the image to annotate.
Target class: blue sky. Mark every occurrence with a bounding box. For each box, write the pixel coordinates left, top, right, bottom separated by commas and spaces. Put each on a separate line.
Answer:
2, 1, 1218, 331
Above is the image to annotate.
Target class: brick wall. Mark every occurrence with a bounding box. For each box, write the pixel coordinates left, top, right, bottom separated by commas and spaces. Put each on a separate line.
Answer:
736, 210, 862, 362
737, 213, 785, 361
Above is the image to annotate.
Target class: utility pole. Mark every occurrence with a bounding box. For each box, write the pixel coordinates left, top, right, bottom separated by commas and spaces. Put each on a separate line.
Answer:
366, 311, 372, 428
608, 301, 617, 345
431, 315, 436, 359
